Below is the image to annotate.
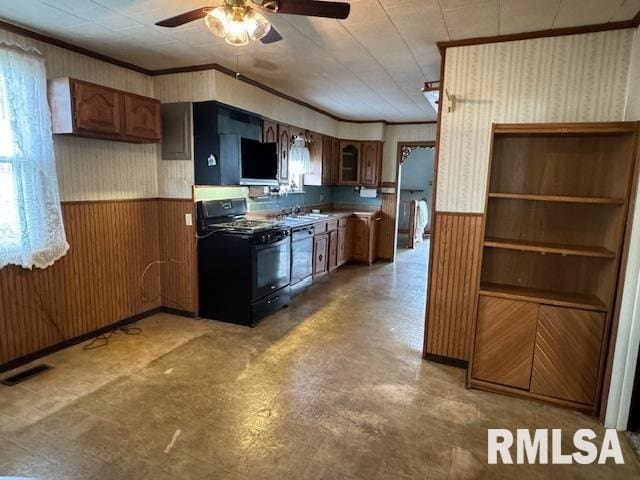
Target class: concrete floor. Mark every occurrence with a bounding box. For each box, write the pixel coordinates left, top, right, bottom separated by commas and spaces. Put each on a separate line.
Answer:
1, 241, 639, 479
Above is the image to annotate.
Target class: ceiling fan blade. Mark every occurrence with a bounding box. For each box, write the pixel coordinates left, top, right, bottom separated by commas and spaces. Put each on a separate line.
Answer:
260, 27, 283, 44
265, 0, 350, 19
155, 7, 213, 27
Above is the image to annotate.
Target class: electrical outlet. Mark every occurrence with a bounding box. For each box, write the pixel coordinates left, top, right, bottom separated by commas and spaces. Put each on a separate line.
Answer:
185, 213, 193, 226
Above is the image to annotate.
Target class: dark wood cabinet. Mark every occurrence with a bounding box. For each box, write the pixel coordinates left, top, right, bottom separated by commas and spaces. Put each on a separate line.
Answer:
278, 125, 291, 183
48, 77, 161, 143
349, 213, 379, 265
313, 233, 329, 278
339, 141, 361, 185
73, 80, 122, 135
124, 94, 161, 141
330, 137, 341, 185
360, 141, 381, 186
263, 120, 278, 144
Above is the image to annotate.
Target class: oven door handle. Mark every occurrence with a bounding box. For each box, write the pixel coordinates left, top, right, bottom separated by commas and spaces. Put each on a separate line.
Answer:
253, 237, 290, 251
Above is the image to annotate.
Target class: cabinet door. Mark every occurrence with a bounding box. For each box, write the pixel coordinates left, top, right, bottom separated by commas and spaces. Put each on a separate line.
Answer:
278, 125, 290, 183
303, 132, 324, 186
321, 135, 333, 185
530, 306, 605, 405
471, 296, 538, 389
330, 137, 341, 185
360, 141, 380, 186
124, 94, 161, 141
337, 226, 348, 266
72, 80, 123, 135
263, 120, 278, 143
313, 234, 329, 278
328, 229, 338, 272
349, 216, 370, 262
339, 141, 361, 185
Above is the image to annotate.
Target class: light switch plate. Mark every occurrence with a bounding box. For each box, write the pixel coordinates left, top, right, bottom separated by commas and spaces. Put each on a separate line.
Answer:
185, 213, 193, 226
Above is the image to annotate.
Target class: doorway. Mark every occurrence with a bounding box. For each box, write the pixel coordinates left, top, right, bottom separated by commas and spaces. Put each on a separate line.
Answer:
395, 144, 435, 254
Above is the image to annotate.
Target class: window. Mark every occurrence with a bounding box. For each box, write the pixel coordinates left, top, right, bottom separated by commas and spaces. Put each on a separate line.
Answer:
0, 44, 68, 269
289, 170, 303, 192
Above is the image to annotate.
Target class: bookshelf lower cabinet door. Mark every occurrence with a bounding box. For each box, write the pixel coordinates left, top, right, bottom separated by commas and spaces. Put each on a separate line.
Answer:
471, 296, 538, 389
530, 306, 605, 405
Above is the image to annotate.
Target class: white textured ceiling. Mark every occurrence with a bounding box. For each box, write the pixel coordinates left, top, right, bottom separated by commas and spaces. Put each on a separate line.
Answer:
1, 0, 639, 121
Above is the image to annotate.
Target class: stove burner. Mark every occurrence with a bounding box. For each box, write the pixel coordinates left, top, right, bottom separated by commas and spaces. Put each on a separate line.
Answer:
208, 219, 282, 233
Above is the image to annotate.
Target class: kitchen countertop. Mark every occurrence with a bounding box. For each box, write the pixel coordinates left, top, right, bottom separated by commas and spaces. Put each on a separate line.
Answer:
278, 210, 380, 229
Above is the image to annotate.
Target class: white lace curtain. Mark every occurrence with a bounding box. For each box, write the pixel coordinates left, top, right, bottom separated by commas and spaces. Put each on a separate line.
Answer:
0, 43, 68, 269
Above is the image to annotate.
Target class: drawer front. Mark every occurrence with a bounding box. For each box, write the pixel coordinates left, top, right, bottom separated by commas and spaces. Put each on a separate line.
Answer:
313, 223, 327, 235
327, 219, 338, 232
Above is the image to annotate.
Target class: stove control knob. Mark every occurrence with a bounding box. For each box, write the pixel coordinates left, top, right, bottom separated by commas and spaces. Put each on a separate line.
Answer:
260, 235, 267, 243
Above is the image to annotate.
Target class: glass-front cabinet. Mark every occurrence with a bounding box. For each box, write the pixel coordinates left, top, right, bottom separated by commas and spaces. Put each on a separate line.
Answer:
339, 141, 361, 185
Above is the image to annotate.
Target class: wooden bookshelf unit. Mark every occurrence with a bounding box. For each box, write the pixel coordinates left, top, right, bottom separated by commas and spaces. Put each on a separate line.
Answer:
468, 122, 639, 414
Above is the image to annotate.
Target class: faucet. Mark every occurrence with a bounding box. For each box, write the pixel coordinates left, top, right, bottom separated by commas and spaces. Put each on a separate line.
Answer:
293, 204, 302, 215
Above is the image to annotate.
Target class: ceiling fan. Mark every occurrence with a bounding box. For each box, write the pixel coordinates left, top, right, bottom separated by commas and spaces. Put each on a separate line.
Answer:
155, 0, 351, 46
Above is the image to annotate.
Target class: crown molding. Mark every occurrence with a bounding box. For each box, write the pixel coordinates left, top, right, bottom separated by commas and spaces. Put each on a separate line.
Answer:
437, 18, 639, 51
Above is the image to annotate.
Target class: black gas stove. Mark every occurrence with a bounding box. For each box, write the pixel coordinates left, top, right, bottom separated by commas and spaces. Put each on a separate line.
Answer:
197, 198, 291, 327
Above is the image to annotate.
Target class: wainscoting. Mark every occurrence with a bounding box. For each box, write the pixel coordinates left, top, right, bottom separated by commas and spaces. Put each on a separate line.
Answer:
158, 199, 197, 313
424, 212, 484, 362
377, 192, 397, 260
0, 198, 195, 367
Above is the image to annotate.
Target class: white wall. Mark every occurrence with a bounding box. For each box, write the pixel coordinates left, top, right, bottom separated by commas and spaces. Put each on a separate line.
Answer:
437, 29, 634, 212
606, 25, 640, 430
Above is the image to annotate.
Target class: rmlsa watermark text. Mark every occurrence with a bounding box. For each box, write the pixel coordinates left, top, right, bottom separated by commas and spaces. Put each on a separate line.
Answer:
488, 428, 624, 465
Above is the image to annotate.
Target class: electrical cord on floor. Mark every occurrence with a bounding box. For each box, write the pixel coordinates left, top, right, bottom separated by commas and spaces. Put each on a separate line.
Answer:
83, 325, 143, 350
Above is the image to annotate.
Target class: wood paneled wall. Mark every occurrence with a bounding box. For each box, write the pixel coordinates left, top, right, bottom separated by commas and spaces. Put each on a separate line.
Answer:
377, 192, 398, 260
0, 198, 195, 367
424, 212, 484, 362
157, 199, 197, 313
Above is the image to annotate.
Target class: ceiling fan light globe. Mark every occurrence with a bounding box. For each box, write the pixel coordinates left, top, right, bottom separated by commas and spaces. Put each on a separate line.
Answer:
245, 9, 271, 41
225, 19, 249, 46
205, 6, 229, 37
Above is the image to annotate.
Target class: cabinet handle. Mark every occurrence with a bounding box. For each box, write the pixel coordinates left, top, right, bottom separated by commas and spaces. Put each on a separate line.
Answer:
318, 255, 323, 261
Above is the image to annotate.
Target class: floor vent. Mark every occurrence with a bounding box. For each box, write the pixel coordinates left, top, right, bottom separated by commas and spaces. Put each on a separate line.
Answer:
1, 364, 53, 386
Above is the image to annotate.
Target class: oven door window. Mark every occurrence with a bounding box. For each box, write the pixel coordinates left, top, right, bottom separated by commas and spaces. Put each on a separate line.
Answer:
252, 238, 291, 300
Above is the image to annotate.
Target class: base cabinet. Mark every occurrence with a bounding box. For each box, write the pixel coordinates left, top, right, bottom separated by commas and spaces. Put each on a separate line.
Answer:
313, 233, 329, 278
328, 229, 339, 272
350, 214, 379, 265
471, 297, 538, 390
530, 306, 605, 406
470, 295, 606, 411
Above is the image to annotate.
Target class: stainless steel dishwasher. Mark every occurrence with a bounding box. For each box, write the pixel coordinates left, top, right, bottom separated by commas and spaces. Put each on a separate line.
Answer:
290, 225, 314, 296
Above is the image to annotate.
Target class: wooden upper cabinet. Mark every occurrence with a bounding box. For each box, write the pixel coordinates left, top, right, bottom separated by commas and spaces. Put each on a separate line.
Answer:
124, 94, 161, 141
330, 137, 341, 185
72, 80, 122, 135
360, 141, 381, 186
339, 141, 361, 185
263, 120, 278, 144
48, 78, 161, 143
278, 125, 291, 183
303, 132, 326, 186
